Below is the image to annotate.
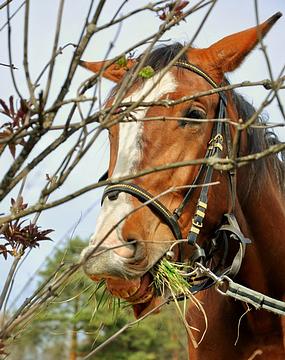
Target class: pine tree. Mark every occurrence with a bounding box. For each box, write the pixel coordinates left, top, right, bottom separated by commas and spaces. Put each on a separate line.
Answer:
8, 237, 188, 360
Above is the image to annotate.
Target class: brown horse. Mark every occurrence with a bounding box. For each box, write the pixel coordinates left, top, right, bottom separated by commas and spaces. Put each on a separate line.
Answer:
81, 13, 285, 359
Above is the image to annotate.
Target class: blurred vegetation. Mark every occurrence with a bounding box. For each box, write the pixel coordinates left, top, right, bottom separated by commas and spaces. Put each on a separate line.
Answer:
6, 237, 188, 360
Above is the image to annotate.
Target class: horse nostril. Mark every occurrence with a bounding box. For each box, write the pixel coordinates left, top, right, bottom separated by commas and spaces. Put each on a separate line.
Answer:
126, 238, 137, 246
126, 238, 146, 263
114, 238, 137, 258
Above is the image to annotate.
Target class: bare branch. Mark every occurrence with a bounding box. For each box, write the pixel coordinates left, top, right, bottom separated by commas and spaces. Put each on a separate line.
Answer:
0, 0, 13, 11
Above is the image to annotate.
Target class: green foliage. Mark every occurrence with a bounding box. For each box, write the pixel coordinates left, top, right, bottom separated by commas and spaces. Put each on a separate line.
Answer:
115, 55, 128, 67
152, 258, 190, 296
138, 66, 155, 79
8, 237, 187, 360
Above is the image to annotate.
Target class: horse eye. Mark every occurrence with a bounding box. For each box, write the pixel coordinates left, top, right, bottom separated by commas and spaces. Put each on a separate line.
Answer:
187, 109, 206, 119
179, 108, 206, 128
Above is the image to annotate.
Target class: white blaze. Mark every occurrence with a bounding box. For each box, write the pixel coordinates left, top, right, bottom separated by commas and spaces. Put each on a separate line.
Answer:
91, 72, 177, 247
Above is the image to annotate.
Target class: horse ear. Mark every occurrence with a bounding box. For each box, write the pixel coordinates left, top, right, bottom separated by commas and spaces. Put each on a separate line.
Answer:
79, 58, 136, 83
207, 12, 282, 74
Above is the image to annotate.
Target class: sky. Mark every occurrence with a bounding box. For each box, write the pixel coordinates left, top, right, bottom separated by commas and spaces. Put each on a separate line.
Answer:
0, 0, 284, 308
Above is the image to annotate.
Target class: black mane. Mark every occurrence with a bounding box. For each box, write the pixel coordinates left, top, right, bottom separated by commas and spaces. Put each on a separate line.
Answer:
231, 90, 285, 194
137, 42, 188, 71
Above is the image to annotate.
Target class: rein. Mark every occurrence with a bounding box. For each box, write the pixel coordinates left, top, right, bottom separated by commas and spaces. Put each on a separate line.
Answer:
101, 61, 249, 288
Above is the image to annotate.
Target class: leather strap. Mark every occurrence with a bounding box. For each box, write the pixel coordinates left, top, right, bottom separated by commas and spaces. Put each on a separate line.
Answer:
102, 183, 182, 240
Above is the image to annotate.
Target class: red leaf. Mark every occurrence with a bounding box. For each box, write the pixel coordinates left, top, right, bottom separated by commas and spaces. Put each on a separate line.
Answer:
8, 143, 16, 158
9, 96, 15, 117
0, 99, 10, 116
173, 1, 189, 11
0, 245, 8, 260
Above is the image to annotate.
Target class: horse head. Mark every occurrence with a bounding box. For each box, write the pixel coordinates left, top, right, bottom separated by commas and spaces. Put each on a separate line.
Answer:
81, 13, 281, 320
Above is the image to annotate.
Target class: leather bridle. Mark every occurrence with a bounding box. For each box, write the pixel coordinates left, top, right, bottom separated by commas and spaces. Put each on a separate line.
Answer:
100, 61, 250, 284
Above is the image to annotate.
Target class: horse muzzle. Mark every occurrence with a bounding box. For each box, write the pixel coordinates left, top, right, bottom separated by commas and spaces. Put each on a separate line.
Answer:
80, 244, 163, 318
80, 243, 145, 280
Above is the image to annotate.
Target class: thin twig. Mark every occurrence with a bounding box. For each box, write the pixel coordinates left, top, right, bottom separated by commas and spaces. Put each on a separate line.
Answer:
0, 62, 17, 69
0, 0, 13, 11
23, 0, 37, 107
42, 0, 65, 105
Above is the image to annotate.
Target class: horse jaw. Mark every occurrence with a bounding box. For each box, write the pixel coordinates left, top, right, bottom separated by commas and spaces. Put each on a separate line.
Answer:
105, 273, 164, 319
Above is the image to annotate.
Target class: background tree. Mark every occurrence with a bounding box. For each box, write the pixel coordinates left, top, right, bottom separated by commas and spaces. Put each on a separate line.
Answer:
7, 237, 187, 360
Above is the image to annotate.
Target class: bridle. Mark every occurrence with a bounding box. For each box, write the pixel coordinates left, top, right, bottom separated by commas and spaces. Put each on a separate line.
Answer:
100, 61, 250, 287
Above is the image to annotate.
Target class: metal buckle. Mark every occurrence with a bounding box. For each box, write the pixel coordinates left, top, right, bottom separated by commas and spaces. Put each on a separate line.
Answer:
208, 133, 224, 151
213, 134, 223, 142
192, 219, 203, 228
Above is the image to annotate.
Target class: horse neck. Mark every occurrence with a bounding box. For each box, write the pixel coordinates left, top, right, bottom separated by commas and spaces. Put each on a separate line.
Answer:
237, 165, 285, 294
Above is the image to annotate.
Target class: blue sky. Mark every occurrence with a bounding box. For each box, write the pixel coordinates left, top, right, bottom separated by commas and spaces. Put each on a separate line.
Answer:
1, 0, 284, 308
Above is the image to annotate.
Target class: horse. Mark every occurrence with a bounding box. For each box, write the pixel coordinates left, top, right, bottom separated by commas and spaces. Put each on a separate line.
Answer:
80, 13, 285, 359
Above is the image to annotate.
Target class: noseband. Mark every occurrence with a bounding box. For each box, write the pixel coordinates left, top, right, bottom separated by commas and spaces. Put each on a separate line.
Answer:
101, 61, 249, 283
